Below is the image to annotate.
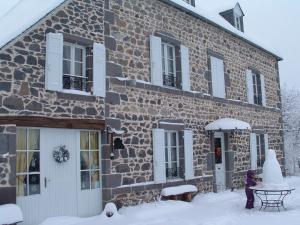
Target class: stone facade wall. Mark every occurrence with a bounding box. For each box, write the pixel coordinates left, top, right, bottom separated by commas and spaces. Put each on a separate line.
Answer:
0, 125, 16, 204
0, 0, 105, 119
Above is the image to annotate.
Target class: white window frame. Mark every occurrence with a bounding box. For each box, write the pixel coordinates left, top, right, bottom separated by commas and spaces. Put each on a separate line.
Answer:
252, 71, 262, 105
256, 134, 265, 168
16, 128, 41, 197
234, 14, 242, 31
164, 130, 180, 179
79, 131, 101, 191
162, 42, 177, 88
63, 42, 87, 91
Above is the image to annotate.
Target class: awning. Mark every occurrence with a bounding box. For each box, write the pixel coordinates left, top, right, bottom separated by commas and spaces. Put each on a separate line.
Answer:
205, 118, 251, 131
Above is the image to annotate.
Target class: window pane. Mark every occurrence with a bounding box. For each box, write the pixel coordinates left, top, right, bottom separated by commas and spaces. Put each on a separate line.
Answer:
90, 151, 99, 169
90, 132, 99, 150
167, 46, 174, 59
75, 62, 83, 76
75, 48, 83, 62
16, 175, 27, 197
168, 59, 175, 74
28, 152, 40, 172
171, 147, 177, 161
28, 129, 40, 150
91, 171, 100, 189
63, 45, 71, 59
170, 132, 177, 146
63, 60, 71, 75
80, 151, 89, 170
81, 171, 90, 190
17, 152, 27, 173
17, 128, 27, 150
80, 131, 89, 150
165, 148, 168, 163
164, 132, 168, 146
28, 174, 40, 195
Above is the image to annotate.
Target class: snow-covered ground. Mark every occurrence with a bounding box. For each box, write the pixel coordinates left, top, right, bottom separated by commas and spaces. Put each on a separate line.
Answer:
41, 176, 300, 225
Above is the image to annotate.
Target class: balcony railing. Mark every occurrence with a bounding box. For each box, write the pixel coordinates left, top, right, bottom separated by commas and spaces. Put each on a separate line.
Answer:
63, 75, 88, 92
166, 167, 181, 179
163, 74, 177, 88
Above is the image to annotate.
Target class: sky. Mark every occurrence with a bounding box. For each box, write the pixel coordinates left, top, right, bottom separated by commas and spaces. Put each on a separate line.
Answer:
197, 0, 300, 91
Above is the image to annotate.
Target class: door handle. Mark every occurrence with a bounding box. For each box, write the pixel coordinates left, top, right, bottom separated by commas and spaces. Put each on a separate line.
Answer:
44, 177, 51, 188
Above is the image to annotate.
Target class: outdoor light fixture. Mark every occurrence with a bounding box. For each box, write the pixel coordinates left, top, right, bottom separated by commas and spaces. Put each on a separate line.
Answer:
107, 126, 125, 160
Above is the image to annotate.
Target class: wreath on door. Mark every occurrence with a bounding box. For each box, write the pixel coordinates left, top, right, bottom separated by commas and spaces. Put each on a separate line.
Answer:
53, 145, 70, 163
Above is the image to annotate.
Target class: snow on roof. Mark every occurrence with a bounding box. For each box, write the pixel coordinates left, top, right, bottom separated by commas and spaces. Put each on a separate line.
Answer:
164, 0, 282, 60
0, 0, 66, 48
0, 0, 282, 60
205, 118, 251, 131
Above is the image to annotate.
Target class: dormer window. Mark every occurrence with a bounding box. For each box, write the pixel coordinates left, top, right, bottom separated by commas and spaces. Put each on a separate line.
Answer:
220, 3, 245, 32
182, 0, 195, 7
234, 15, 242, 31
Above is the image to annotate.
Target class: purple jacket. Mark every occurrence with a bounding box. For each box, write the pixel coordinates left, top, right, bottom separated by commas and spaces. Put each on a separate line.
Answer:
245, 170, 257, 189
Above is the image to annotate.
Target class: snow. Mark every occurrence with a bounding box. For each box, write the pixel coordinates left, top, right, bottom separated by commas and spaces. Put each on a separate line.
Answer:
0, 0, 65, 48
159, 122, 185, 126
205, 118, 251, 131
39, 176, 300, 225
168, 0, 281, 58
161, 185, 197, 196
262, 149, 289, 189
0, 204, 23, 225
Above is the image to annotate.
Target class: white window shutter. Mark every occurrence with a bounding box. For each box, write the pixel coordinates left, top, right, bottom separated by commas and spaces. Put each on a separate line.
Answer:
246, 69, 254, 104
150, 35, 163, 86
210, 56, 225, 98
181, 45, 190, 91
260, 75, 266, 106
93, 43, 106, 97
45, 33, 63, 91
184, 130, 194, 180
250, 133, 257, 170
152, 129, 166, 183
264, 133, 269, 157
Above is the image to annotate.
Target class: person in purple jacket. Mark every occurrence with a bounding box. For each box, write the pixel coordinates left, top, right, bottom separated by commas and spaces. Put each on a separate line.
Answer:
245, 170, 257, 209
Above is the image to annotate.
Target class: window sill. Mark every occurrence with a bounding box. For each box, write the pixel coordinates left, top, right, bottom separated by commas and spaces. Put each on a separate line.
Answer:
166, 177, 184, 183
61, 89, 91, 96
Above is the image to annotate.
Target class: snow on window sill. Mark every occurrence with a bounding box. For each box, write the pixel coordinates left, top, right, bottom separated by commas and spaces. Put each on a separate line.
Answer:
61, 89, 92, 96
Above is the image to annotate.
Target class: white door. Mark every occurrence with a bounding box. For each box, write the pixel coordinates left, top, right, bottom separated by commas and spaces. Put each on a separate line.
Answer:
17, 128, 102, 225
41, 128, 78, 219
214, 132, 226, 191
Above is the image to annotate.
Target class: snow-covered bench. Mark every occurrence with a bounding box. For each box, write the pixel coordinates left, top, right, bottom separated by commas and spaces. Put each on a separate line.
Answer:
161, 185, 198, 202
0, 204, 23, 225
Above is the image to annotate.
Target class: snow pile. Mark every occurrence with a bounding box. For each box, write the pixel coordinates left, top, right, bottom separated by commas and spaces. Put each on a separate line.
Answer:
38, 176, 300, 225
0, 204, 23, 225
161, 185, 197, 196
0, 0, 65, 48
262, 149, 289, 189
205, 118, 251, 131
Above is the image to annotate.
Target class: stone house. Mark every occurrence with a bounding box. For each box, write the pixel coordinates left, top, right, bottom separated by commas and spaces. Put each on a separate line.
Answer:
0, 0, 284, 224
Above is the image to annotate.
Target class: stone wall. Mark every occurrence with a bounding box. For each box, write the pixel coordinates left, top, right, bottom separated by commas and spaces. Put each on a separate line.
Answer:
0, 0, 105, 119
0, 125, 16, 204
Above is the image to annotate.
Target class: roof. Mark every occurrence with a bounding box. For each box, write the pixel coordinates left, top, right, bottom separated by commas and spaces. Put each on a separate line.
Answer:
0, 0, 66, 49
0, 0, 282, 60
205, 118, 251, 131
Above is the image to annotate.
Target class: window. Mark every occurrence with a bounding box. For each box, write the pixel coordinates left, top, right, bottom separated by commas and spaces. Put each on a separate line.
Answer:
63, 43, 87, 92
164, 131, 179, 179
252, 71, 263, 105
256, 134, 265, 167
182, 0, 195, 6
16, 128, 40, 197
162, 42, 177, 88
234, 15, 242, 31
80, 131, 100, 190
